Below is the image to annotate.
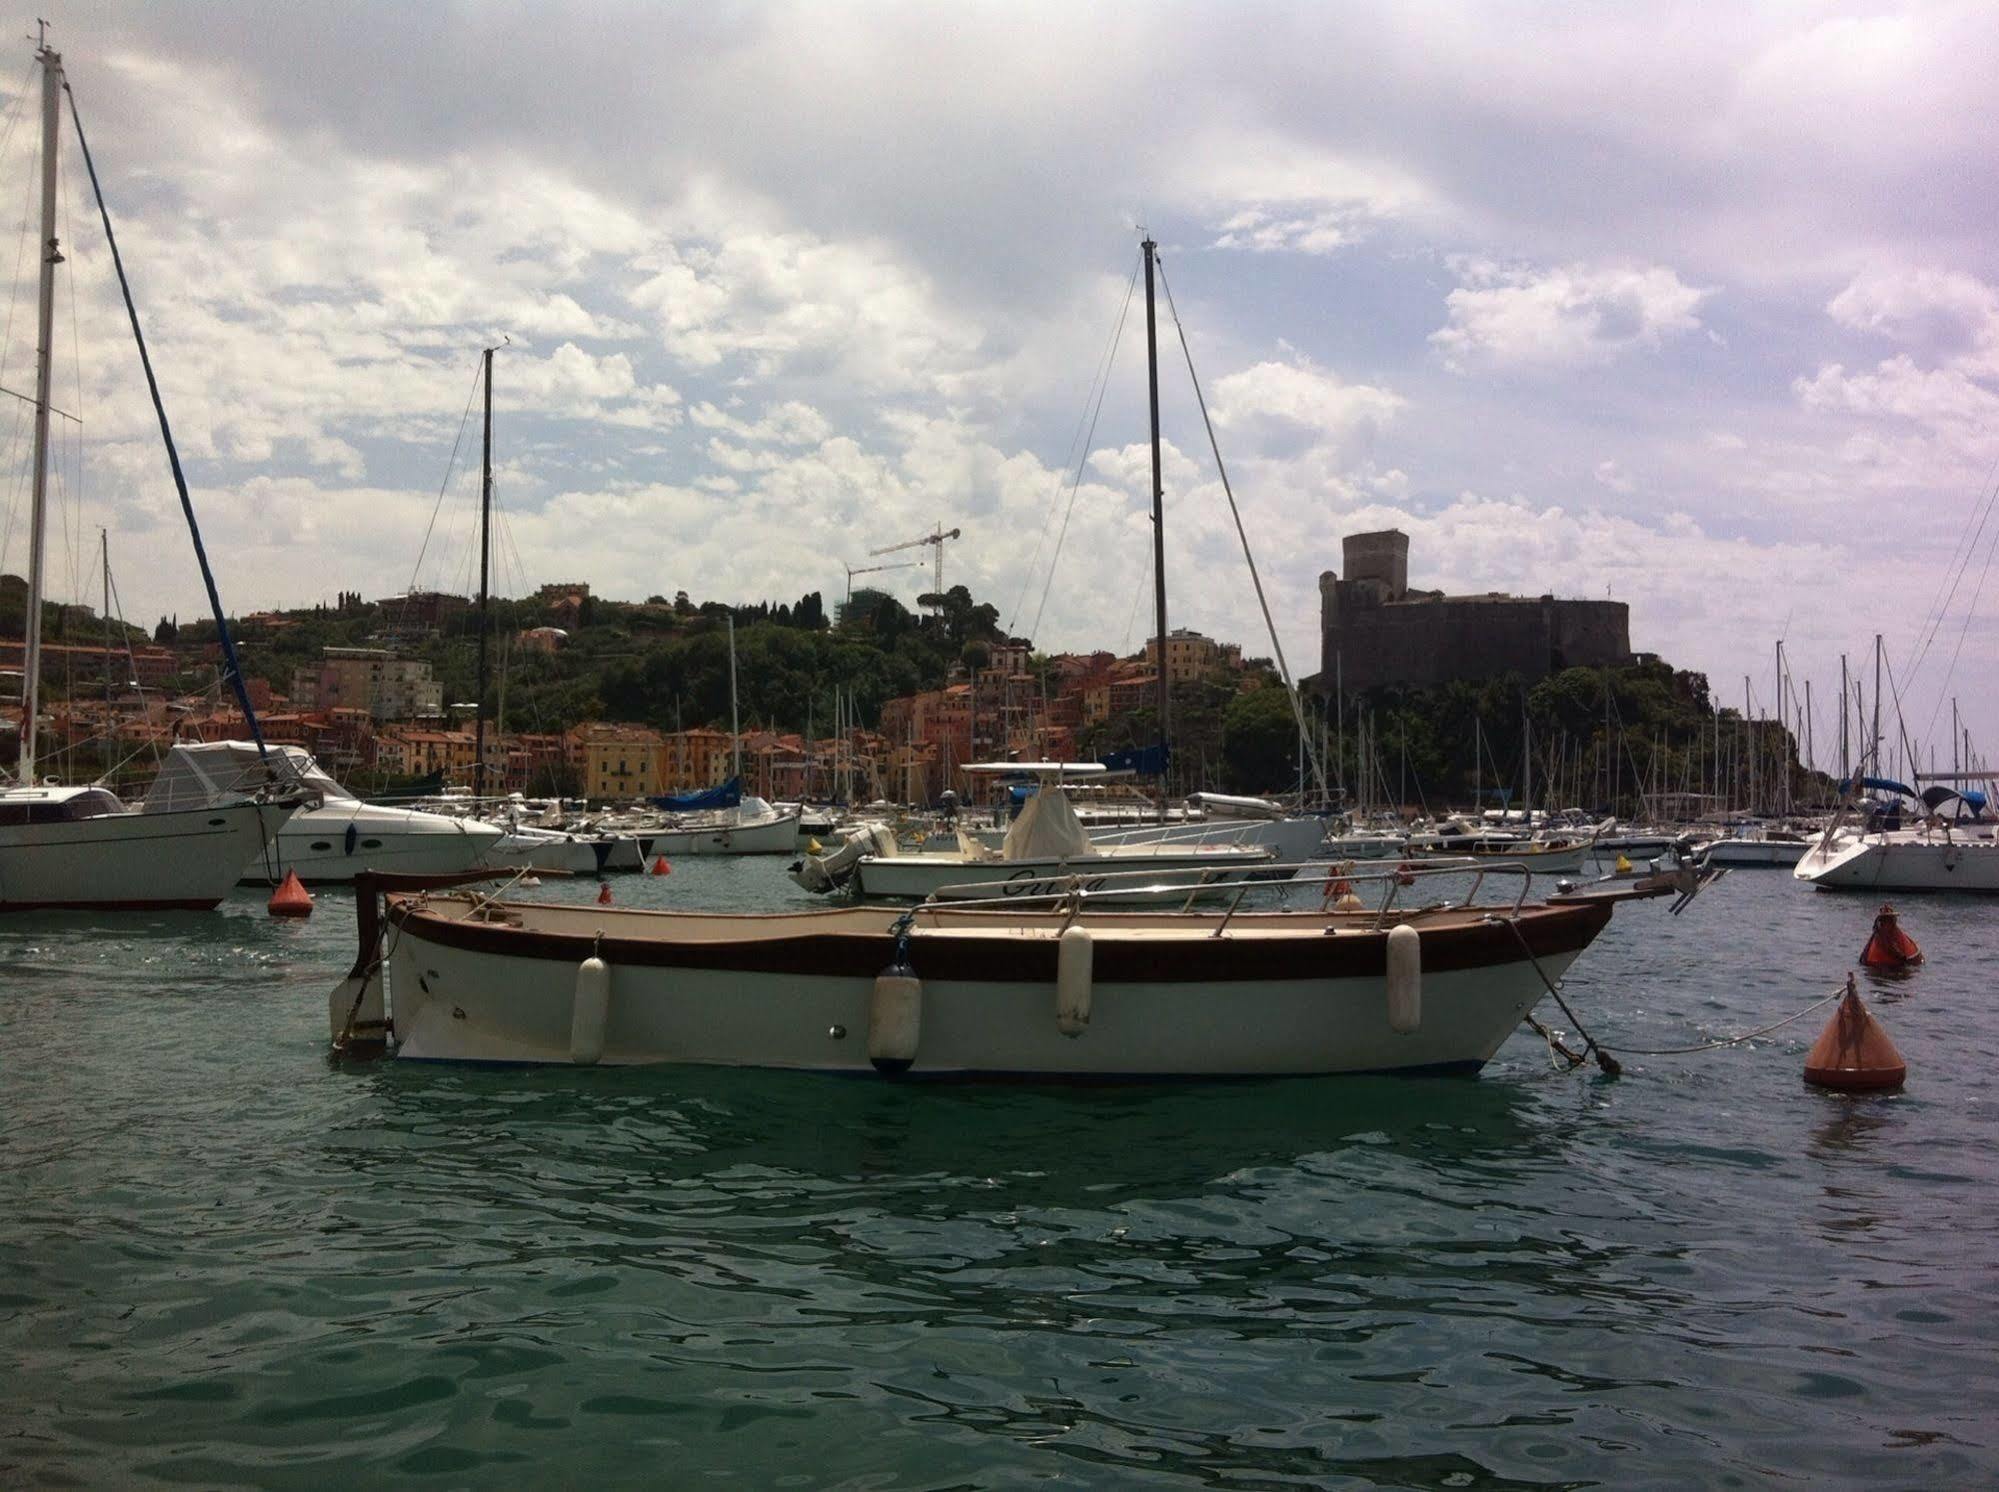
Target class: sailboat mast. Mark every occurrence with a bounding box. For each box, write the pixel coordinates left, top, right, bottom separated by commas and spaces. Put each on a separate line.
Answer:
471, 347, 494, 798
1141, 237, 1168, 805
1863, 632, 1879, 772
19, 41, 61, 786
100, 530, 110, 716
728, 614, 741, 783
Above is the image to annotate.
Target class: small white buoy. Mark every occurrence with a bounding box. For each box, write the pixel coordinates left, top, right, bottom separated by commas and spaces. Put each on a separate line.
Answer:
571, 955, 611, 1065
869, 961, 922, 1074
1386, 923, 1421, 1034
1056, 924, 1094, 1037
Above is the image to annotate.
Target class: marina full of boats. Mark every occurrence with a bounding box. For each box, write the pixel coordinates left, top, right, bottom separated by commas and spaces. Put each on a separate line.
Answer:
0, 37, 1994, 1083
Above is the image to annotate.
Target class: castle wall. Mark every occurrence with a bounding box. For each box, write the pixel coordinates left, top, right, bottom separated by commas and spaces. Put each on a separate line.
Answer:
1308, 533, 1633, 694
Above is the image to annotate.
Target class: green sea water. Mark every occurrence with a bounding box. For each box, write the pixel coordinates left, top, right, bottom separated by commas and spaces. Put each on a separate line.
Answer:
3, 861, 1995, 1487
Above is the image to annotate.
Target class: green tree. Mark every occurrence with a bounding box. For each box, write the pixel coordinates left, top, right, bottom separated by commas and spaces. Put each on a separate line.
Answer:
1221, 685, 1297, 793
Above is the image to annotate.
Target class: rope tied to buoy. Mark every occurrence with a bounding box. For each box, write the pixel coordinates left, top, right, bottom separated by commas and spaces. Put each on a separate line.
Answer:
1606, 978, 1851, 1056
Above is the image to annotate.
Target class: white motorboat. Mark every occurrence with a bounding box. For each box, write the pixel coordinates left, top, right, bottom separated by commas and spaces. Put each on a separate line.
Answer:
328, 862, 1699, 1074
0, 785, 299, 911
0, 41, 303, 912
143, 742, 505, 884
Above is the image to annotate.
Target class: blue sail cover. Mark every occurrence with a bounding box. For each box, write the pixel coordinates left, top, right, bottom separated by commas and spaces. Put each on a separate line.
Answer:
652, 777, 742, 812
1837, 776, 1916, 799
1100, 744, 1169, 777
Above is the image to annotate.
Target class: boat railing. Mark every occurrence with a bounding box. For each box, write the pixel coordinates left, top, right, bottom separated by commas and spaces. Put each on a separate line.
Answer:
916, 855, 1586, 930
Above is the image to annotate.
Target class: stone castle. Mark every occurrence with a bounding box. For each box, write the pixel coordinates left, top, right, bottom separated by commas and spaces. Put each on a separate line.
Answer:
1304, 530, 1630, 696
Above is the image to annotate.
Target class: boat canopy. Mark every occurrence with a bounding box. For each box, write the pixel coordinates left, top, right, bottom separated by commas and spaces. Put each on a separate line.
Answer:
652, 777, 742, 812
1837, 775, 1916, 799
144, 741, 349, 812
999, 780, 1095, 860
1919, 784, 1989, 817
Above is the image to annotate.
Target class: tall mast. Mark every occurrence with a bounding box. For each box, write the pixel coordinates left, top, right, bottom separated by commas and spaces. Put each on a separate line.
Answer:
100, 529, 110, 717
19, 40, 61, 786
473, 346, 493, 799
1870, 632, 1882, 775
1141, 237, 1168, 805
728, 614, 741, 784
1839, 653, 1849, 782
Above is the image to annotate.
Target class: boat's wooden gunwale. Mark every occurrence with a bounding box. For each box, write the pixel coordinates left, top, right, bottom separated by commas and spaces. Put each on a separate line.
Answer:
386, 893, 1610, 983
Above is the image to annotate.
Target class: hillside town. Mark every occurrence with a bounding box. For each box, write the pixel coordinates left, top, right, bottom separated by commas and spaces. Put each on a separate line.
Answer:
1, 572, 1264, 803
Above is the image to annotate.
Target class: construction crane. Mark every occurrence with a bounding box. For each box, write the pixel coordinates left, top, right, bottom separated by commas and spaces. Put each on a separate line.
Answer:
842, 558, 922, 602
870, 524, 962, 609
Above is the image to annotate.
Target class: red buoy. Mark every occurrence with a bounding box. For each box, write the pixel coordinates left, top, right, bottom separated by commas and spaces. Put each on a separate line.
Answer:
597, 880, 613, 905
266, 868, 314, 918
1804, 975, 1906, 1091
652, 855, 671, 876
1859, 904, 1923, 969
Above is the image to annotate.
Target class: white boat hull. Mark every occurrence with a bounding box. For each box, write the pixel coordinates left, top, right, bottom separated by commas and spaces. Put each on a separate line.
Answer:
483, 829, 623, 876
1404, 843, 1591, 877
1795, 832, 1999, 891
257, 805, 505, 884
0, 799, 294, 911
644, 808, 803, 857
1702, 837, 1811, 867
374, 896, 1609, 1075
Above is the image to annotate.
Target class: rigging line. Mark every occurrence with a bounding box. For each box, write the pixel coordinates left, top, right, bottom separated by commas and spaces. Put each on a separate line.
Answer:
1155, 255, 1328, 799
1027, 264, 1140, 643
1904, 460, 1999, 681
66, 77, 266, 752
1922, 505, 1999, 739
1903, 470, 1999, 684
397, 354, 484, 610
1008, 258, 1140, 634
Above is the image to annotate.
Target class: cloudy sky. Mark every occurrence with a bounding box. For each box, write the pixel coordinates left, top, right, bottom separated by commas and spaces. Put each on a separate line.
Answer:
4, 1, 1997, 767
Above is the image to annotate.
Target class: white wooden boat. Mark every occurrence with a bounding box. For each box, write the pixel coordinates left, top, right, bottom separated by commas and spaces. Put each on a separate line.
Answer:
329, 865, 1682, 1075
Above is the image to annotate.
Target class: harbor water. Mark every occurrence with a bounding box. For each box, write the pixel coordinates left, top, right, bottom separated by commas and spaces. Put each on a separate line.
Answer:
3, 863, 1995, 1486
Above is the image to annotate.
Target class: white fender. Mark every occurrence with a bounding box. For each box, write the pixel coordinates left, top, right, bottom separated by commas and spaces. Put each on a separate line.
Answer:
1386, 923, 1421, 1034
571, 956, 611, 1065
870, 964, 922, 1074
1056, 925, 1093, 1037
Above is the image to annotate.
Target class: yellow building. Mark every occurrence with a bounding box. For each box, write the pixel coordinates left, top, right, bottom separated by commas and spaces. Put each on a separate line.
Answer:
1146, 628, 1236, 685
393, 729, 477, 779
661, 728, 737, 791
569, 723, 666, 801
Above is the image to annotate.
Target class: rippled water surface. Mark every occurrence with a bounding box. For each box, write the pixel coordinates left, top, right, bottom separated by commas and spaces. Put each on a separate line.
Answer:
4, 861, 1996, 1487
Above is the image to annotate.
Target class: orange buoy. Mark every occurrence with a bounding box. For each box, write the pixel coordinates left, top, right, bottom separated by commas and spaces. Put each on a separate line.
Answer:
651, 856, 671, 876
1804, 975, 1906, 1091
597, 880, 613, 905
266, 868, 313, 918
1859, 904, 1923, 969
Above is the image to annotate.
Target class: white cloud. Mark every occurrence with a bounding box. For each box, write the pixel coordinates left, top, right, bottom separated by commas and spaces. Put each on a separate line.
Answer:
1209, 360, 1404, 458
1432, 261, 1710, 372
